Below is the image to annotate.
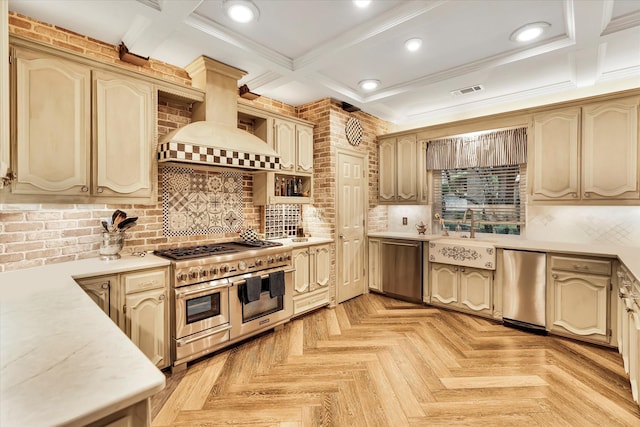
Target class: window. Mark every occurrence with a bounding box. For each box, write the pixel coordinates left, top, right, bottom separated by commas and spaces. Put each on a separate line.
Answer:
433, 164, 526, 235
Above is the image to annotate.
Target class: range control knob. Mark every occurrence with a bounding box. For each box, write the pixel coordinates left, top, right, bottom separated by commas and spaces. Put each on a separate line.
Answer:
176, 272, 187, 282
267, 256, 275, 264
220, 264, 230, 273
276, 254, 283, 262
209, 266, 219, 276
199, 269, 208, 278
255, 258, 263, 267
238, 260, 247, 271
189, 269, 199, 280
285, 254, 291, 261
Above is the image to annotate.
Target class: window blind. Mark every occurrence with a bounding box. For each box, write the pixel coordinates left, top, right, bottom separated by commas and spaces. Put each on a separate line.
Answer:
433, 164, 526, 235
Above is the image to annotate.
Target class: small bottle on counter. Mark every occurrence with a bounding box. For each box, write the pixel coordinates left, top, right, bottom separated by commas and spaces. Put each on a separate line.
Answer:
275, 177, 280, 196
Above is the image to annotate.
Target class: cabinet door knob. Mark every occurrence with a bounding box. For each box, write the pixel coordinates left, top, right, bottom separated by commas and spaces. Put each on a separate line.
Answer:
460, 267, 465, 272
97, 187, 104, 193
584, 192, 591, 198
571, 192, 578, 198
552, 273, 558, 279
159, 294, 165, 301
81, 186, 89, 192
339, 234, 344, 239
101, 283, 109, 289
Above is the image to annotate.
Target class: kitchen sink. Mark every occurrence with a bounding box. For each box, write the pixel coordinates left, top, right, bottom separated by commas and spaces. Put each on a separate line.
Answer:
428, 238, 496, 270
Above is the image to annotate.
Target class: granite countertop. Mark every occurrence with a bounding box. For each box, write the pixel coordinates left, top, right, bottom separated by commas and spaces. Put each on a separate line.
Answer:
0, 254, 170, 427
367, 230, 640, 279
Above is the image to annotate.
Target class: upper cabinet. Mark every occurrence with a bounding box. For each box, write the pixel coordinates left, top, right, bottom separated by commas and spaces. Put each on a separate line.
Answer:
274, 118, 314, 174
4, 37, 158, 204
93, 69, 155, 200
1, 2, 10, 187
238, 103, 315, 205
378, 134, 427, 204
12, 45, 91, 196
531, 96, 640, 203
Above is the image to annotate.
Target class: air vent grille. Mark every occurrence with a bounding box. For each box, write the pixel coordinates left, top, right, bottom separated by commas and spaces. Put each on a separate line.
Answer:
450, 85, 484, 96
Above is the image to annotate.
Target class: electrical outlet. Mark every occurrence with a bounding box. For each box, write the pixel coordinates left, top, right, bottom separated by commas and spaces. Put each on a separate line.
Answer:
402, 217, 408, 225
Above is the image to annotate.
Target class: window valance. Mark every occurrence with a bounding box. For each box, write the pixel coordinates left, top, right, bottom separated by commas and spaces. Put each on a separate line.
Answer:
425, 127, 527, 170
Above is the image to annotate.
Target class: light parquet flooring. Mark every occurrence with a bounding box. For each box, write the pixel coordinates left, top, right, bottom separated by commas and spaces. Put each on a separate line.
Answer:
151, 293, 640, 426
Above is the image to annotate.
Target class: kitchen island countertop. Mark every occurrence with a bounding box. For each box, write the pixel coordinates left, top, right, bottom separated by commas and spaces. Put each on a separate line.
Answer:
0, 254, 170, 427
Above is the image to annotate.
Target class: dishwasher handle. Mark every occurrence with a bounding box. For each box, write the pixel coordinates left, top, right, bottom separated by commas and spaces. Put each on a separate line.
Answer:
382, 240, 421, 248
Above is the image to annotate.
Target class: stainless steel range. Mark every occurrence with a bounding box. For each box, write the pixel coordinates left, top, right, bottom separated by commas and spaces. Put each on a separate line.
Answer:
154, 241, 293, 372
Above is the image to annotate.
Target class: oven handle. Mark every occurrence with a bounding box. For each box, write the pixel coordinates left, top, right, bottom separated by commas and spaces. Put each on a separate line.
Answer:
175, 281, 230, 299
229, 268, 295, 286
176, 324, 232, 347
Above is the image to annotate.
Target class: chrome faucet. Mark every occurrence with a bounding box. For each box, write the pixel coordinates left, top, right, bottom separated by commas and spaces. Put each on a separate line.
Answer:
462, 208, 476, 238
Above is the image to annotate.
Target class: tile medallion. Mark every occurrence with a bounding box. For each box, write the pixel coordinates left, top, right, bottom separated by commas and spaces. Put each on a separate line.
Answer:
162, 166, 243, 237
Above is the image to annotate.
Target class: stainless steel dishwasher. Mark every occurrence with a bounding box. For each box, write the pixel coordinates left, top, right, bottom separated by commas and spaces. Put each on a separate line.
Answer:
502, 250, 547, 334
381, 239, 422, 302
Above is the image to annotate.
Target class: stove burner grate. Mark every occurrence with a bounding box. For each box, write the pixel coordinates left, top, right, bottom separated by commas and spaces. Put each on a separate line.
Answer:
234, 240, 283, 248
154, 244, 238, 260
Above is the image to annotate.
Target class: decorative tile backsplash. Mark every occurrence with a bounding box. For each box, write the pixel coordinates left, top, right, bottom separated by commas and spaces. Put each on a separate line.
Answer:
264, 204, 301, 239
161, 166, 244, 237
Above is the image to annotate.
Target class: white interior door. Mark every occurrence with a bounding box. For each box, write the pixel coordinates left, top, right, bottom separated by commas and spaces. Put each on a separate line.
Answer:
337, 151, 366, 303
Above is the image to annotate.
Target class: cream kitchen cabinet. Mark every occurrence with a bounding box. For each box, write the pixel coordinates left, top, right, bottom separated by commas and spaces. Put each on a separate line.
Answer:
76, 266, 170, 369
1, 2, 11, 188
531, 96, 640, 202
6, 38, 157, 204
123, 268, 169, 369
292, 244, 331, 316
92, 69, 155, 200
615, 264, 640, 405
76, 275, 119, 324
378, 134, 427, 204
274, 118, 314, 174
547, 255, 613, 345
429, 262, 493, 318
11, 44, 91, 196
367, 238, 381, 292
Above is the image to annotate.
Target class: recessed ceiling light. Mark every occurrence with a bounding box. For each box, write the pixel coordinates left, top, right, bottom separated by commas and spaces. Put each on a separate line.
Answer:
405, 38, 422, 52
223, 0, 260, 23
359, 79, 380, 91
353, 0, 371, 8
510, 22, 550, 42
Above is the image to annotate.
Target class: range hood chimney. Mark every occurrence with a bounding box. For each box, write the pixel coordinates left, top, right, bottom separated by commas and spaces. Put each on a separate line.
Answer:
158, 56, 280, 171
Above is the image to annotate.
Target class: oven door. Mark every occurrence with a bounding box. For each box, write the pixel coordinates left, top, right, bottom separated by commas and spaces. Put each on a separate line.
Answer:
229, 268, 293, 340
174, 278, 230, 340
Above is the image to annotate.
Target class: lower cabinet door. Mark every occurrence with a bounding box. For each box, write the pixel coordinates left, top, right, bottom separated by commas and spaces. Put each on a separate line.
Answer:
459, 267, 492, 315
629, 310, 640, 404
124, 288, 169, 368
548, 271, 609, 343
430, 263, 458, 305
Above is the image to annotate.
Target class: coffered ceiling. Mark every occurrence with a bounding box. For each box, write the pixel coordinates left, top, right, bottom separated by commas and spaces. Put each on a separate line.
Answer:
8, 0, 640, 127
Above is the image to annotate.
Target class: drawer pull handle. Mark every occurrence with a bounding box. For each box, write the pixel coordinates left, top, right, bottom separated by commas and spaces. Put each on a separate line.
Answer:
573, 264, 589, 270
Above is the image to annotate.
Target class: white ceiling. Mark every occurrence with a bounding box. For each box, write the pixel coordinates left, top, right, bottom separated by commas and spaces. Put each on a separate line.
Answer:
8, 0, 640, 127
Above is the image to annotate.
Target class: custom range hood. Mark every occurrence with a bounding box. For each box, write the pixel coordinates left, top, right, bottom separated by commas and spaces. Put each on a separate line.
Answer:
158, 56, 280, 171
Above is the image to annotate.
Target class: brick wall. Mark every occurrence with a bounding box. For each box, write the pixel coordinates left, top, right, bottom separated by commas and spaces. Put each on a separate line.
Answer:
297, 98, 389, 237
8, 11, 191, 86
